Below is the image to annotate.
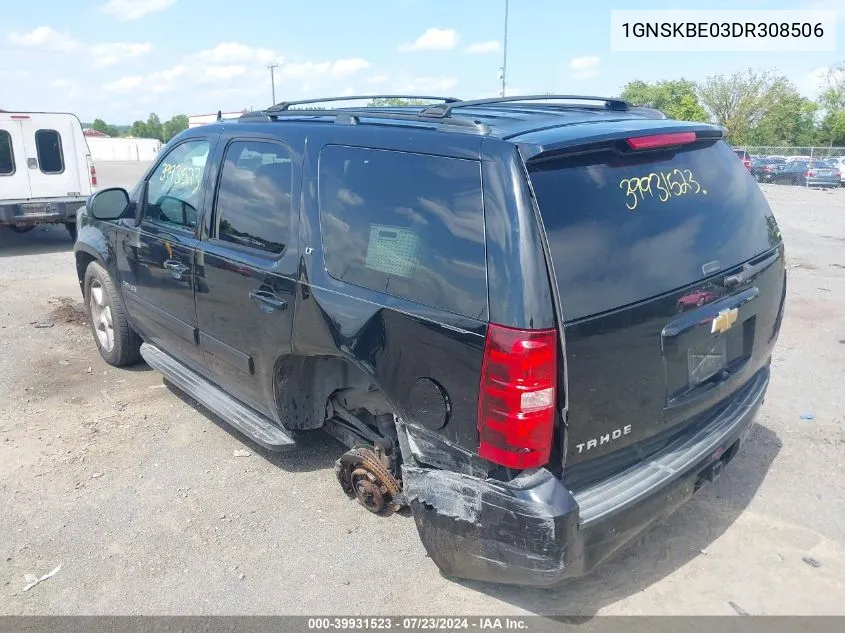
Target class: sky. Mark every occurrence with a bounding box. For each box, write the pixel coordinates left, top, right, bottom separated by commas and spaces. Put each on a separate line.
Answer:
0, 0, 842, 124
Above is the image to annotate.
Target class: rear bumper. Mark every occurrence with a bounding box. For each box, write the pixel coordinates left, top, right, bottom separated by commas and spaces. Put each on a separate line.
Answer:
405, 367, 768, 587
0, 199, 87, 225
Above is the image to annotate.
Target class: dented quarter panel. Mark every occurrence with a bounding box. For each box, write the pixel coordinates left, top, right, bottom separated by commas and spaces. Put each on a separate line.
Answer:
291, 125, 491, 463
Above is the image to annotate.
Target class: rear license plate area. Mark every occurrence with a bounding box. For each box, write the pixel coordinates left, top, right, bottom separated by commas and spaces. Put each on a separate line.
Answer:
687, 335, 727, 387
20, 203, 50, 216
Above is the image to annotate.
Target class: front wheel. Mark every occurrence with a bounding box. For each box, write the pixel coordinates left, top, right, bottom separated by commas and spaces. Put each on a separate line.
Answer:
84, 262, 141, 366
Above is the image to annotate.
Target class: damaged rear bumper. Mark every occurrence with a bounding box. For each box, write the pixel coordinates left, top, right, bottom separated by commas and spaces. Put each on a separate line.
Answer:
404, 367, 768, 587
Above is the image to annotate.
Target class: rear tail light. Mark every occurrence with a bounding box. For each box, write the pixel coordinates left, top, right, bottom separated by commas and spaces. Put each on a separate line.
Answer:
626, 132, 696, 150
836, 171, 841, 178
806, 171, 814, 178
477, 324, 557, 469
89, 161, 98, 188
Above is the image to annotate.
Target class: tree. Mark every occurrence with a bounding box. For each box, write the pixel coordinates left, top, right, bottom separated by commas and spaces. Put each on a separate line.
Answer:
162, 114, 189, 142
816, 64, 845, 146
620, 79, 709, 122
129, 120, 149, 138
90, 118, 121, 137
145, 113, 163, 141
747, 80, 818, 146
697, 69, 789, 143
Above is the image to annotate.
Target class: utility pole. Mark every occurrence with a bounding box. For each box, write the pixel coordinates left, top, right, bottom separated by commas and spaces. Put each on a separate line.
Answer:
267, 63, 279, 105
500, 0, 509, 97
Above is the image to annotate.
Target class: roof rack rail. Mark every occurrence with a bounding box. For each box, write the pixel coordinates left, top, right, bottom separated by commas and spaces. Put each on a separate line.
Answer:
420, 94, 630, 118
266, 94, 461, 113
239, 107, 490, 134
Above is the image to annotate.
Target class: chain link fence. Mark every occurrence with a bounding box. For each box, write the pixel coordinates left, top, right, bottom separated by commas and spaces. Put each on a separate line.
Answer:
734, 146, 845, 158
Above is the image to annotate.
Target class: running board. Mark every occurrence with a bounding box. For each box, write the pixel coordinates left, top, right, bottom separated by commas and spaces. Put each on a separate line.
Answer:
140, 343, 295, 451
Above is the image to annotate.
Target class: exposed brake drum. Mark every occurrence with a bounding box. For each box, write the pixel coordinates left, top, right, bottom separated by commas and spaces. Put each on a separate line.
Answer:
335, 446, 405, 514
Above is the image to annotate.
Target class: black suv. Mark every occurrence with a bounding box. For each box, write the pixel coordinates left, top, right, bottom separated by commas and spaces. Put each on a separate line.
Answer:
74, 95, 786, 586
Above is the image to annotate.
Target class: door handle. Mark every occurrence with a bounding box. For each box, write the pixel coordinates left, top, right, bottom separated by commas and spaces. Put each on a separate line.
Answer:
163, 259, 189, 280
249, 289, 287, 313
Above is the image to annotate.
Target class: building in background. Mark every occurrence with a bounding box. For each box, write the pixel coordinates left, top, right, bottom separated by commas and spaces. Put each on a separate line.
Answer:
86, 136, 162, 161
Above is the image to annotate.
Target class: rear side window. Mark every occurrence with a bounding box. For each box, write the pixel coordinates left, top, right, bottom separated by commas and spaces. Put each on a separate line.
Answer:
529, 139, 779, 322
318, 145, 487, 320
0, 130, 13, 175
35, 129, 64, 174
214, 140, 292, 254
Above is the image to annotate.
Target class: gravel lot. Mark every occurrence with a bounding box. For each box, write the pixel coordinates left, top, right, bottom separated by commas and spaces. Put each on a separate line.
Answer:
1, 168, 844, 615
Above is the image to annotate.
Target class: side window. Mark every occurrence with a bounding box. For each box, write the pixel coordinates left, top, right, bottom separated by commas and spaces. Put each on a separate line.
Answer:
318, 145, 487, 320
0, 130, 14, 175
35, 129, 64, 174
145, 140, 210, 230
214, 140, 292, 254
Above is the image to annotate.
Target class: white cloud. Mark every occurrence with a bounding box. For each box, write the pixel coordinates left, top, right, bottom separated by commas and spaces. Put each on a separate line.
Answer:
393, 75, 459, 93
365, 74, 390, 85
398, 28, 459, 52
51, 78, 75, 89
7, 26, 80, 53
196, 42, 278, 64
90, 42, 153, 68
101, 0, 178, 21
90, 39, 371, 113
278, 58, 371, 80
569, 56, 601, 80
204, 65, 248, 80
465, 40, 500, 55
103, 75, 144, 93
331, 58, 371, 77
148, 64, 188, 91
280, 61, 332, 79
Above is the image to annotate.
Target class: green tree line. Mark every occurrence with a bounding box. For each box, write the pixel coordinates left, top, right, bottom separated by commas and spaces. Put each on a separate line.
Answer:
620, 65, 845, 146
89, 112, 189, 143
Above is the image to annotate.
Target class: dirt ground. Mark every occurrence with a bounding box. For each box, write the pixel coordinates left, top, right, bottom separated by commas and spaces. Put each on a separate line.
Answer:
1, 169, 844, 615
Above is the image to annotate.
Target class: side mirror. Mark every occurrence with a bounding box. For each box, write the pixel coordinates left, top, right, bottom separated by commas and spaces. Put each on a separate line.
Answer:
89, 188, 130, 220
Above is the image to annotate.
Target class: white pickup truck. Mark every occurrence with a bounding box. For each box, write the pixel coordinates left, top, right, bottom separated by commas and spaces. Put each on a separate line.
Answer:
0, 111, 96, 239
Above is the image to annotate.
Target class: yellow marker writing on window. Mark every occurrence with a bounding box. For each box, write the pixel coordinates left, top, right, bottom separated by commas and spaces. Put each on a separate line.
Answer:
619, 168, 705, 211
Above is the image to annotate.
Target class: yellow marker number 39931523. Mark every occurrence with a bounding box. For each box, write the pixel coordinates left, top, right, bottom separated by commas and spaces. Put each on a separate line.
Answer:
619, 169, 706, 211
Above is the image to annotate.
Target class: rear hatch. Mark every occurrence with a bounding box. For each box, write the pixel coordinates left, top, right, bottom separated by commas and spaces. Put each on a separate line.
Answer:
526, 133, 786, 489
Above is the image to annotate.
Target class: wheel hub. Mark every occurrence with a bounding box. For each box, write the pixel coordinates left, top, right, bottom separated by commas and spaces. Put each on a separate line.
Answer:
335, 446, 404, 515
89, 279, 115, 353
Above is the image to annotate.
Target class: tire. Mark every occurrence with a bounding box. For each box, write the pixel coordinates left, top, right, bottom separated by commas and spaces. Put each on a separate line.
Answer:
65, 222, 77, 241
8, 225, 34, 234
84, 261, 141, 367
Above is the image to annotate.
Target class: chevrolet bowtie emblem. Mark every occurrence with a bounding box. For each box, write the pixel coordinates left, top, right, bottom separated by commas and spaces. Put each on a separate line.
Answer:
711, 307, 739, 334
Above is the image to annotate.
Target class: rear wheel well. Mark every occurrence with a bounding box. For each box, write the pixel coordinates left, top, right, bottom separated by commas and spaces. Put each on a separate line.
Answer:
272, 355, 394, 432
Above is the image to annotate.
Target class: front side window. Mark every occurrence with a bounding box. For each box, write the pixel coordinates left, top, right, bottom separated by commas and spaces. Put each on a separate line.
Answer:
145, 140, 210, 230
35, 129, 64, 174
0, 130, 13, 175
214, 141, 292, 254
318, 145, 487, 319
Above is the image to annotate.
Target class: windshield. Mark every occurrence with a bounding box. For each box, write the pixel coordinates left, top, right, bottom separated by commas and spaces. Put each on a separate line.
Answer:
528, 139, 781, 322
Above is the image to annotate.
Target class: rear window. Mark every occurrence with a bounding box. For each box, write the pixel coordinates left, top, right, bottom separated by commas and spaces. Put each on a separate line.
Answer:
35, 129, 64, 174
318, 145, 487, 320
809, 161, 832, 169
528, 139, 779, 322
0, 130, 13, 175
